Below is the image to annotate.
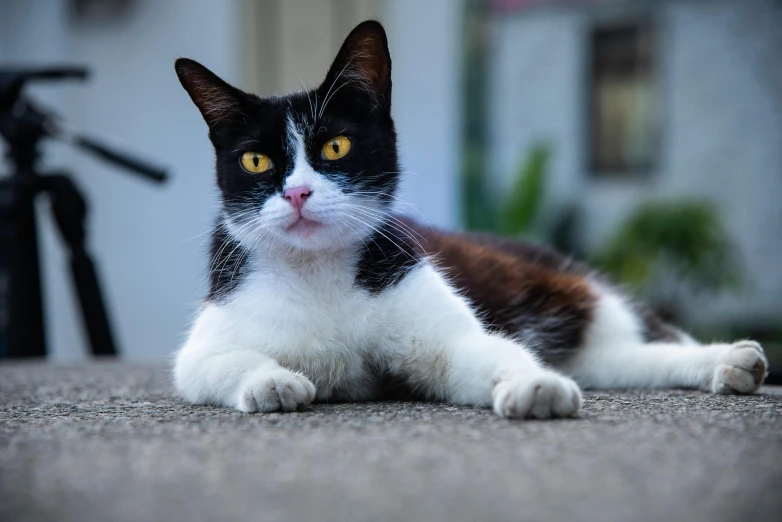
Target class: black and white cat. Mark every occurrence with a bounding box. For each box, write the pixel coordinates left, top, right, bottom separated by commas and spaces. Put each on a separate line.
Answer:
173, 21, 767, 419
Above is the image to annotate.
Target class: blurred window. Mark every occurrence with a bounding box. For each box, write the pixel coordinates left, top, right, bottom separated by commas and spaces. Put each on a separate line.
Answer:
590, 21, 658, 176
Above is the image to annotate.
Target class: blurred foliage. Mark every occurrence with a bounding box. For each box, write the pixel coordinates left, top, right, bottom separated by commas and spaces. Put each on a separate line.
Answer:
463, 144, 494, 231
463, 143, 550, 235
496, 146, 548, 236
590, 201, 741, 295
461, 0, 492, 231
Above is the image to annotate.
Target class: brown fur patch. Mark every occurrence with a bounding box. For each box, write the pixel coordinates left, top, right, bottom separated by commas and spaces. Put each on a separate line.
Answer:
404, 220, 598, 365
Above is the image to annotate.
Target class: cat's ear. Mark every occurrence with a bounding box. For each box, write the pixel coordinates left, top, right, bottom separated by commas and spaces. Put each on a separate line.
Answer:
322, 20, 392, 111
175, 58, 244, 127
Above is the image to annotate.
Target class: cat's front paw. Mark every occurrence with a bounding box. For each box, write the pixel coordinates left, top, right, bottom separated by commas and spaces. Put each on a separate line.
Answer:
236, 367, 316, 413
492, 372, 582, 419
710, 341, 767, 394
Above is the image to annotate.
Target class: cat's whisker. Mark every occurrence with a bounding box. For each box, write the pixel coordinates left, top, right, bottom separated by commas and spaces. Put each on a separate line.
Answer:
182, 208, 261, 245
318, 56, 357, 120
348, 204, 427, 241
341, 212, 418, 262
182, 226, 218, 244
230, 221, 273, 283
208, 218, 260, 276
329, 215, 359, 252
331, 200, 427, 243
351, 190, 429, 216
333, 213, 372, 252
338, 205, 426, 253
195, 228, 249, 297
318, 81, 350, 120
228, 217, 263, 275
295, 71, 316, 122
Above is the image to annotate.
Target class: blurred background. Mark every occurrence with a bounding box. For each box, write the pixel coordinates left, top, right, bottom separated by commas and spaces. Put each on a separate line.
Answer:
0, 0, 780, 375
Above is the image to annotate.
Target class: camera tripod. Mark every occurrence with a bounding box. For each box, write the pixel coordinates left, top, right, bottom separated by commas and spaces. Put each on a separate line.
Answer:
0, 67, 167, 358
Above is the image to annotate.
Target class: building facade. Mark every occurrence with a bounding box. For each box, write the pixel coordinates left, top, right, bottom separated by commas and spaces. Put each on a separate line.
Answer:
487, 0, 782, 328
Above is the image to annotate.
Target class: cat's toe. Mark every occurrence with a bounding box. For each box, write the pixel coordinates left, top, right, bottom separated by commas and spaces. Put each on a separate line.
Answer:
237, 369, 316, 413
711, 341, 768, 394
492, 372, 582, 419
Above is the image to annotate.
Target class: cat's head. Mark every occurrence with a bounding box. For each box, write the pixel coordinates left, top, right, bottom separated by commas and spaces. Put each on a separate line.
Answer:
175, 21, 398, 253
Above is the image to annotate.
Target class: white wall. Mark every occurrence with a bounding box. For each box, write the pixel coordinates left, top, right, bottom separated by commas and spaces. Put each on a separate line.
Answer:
663, 0, 782, 324
488, 0, 782, 326
385, 0, 463, 229
488, 8, 586, 223
242, 0, 385, 96
0, 0, 463, 360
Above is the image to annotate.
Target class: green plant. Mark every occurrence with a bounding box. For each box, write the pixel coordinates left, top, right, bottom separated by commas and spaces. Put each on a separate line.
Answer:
590, 201, 741, 295
463, 144, 550, 236
496, 146, 549, 237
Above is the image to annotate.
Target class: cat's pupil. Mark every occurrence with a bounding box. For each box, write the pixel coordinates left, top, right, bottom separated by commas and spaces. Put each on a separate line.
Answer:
332, 142, 339, 153
253, 155, 259, 167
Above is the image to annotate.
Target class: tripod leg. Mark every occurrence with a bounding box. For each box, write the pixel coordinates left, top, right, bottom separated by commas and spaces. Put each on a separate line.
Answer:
0, 176, 47, 357
40, 175, 118, 356
69, 249, 117, 356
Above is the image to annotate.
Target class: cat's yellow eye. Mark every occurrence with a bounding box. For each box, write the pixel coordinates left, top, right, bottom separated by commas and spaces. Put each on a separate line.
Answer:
240, 152, 272, 174
321, 135, 352, 161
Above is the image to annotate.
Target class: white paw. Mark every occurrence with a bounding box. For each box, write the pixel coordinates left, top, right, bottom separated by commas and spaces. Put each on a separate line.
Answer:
236, 367, 316, 413
711, 341, 768, 394
492, 372, 583, 419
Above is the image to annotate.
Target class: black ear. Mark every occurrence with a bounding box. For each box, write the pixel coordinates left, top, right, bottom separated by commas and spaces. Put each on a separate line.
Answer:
321, 21, 392, 111
175, 58, 244, 128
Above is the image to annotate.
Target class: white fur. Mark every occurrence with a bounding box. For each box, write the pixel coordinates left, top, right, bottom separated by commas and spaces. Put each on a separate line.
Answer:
175, 258, 582, 418
559, 282, 768, 393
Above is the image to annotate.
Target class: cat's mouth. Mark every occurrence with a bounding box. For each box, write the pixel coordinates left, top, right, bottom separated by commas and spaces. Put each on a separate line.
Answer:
286, 217, 322, 237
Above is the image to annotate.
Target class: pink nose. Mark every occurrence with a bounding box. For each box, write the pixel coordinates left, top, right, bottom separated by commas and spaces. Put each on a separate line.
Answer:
283, 185, 311, 213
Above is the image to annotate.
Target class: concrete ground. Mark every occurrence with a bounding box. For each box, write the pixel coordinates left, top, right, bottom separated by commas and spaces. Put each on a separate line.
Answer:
1, 362, 781, 522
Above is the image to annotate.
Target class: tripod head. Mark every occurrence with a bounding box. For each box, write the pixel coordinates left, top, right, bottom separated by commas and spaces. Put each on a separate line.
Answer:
0, 66, 167, 182
0, 67, 89, 105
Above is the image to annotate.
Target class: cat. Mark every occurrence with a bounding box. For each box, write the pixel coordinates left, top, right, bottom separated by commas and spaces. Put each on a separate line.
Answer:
172, 21, 767, 419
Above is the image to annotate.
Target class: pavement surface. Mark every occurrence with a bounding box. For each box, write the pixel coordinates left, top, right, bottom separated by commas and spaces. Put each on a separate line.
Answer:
1, 361, 781, 522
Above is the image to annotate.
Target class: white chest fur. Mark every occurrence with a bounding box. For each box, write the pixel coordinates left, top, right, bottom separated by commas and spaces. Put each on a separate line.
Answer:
174, 252, 591, 419
201, 252, 387, 400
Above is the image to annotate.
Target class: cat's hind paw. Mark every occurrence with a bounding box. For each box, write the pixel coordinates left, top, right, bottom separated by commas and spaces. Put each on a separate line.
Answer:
710, 341, 768, 394
492, 372, 582, 419
236, 367, 316, 413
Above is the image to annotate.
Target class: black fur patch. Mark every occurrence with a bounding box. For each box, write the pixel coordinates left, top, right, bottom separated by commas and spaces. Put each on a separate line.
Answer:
636, 304, 685, 343
207, 221, 249, 302
355, 219, 421, 293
